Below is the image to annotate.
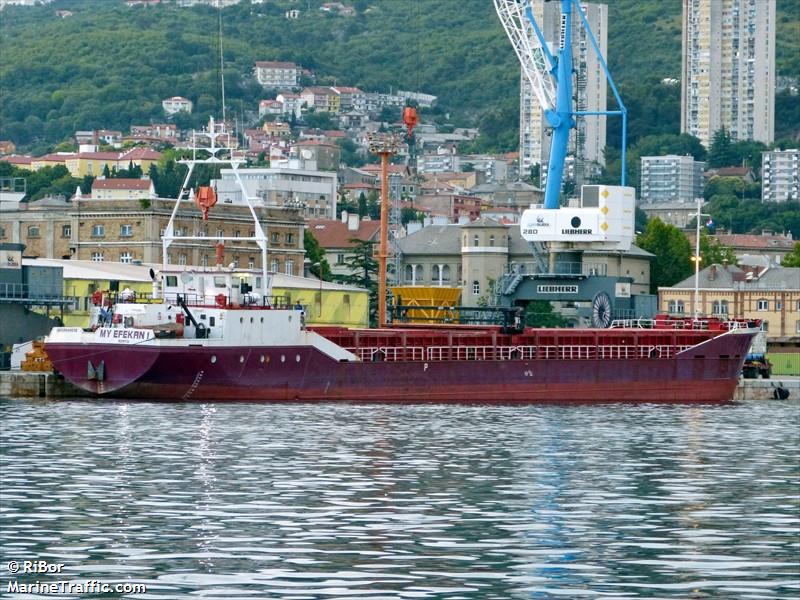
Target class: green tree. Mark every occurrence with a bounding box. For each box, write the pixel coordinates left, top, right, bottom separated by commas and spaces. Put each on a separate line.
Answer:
635, 218, 693, 293
366, 190, 380, 220
525, 300, 567, 328
102, 163, 111, 178
707, 127, 736, 168
781, 242, 800, 267
303, 229, 331, 280
337, 239, 378, 326
357, 192, 367, 218
699, 230, 737, 267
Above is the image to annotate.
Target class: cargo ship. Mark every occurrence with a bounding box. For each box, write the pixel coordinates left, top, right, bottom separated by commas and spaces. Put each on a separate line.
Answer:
44, 264, 757, 403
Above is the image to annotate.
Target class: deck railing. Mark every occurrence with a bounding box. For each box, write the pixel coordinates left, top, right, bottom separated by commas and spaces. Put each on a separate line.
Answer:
345, 344, 696, 363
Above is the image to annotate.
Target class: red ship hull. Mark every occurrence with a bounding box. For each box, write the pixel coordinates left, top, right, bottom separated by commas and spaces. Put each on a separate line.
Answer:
45, 327, 755, 403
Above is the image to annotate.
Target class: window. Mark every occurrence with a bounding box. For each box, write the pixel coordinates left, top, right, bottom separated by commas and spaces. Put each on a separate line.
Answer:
91, 252, 104, 262
286, 232, 294, 244
178, 254, 187, 266
270, 259, 279, 272
776, 300, 782, 310
489, 234, 495, 247
234, 230, 241, 238
248, 257, 255, 269
336, 253, 345, 265
91, 224, 104, 237
473, 280, 480, 295
61, 225, 71, 238
120, 224, 133, 237
120, 251, 133, 264
761, 321, 769, 332
712, 300, 728, 315
404, 264, 413, 283
441, 265, 451, 282
667, 300, 685, 314
201, 255, 209, 267
0, 226, 5, 238
757, 298, 768, 311
233, 257, 240, 268
796, 320, 800, 334
285, 259, 294, 275
473, 234, 479, 247
216, 228, 224, 238
271, 232, 279, 243
165, 275, 178, 288
27, 225, 40, 238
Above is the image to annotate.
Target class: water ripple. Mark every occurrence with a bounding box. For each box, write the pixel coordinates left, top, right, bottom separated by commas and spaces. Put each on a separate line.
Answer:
1, 399, 798, 599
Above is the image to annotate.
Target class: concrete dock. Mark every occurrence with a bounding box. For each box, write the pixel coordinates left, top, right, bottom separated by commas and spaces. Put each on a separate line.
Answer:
1, 371, 797, 401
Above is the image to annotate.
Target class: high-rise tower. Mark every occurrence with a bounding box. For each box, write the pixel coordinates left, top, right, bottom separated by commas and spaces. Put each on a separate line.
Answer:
681, 0, 775, 149
518, 0, 607, 186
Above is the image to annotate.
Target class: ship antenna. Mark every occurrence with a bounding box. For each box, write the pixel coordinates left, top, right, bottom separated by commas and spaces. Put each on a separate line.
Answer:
218, 0, 226, 123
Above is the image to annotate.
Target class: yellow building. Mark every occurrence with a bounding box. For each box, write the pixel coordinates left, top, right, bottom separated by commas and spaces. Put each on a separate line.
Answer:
22, 259, 369, 328
659, 263, 800, 339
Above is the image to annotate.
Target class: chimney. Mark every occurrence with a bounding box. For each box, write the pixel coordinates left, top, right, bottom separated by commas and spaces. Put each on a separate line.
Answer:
347, 213, 359, 231
709, 265, 717, 281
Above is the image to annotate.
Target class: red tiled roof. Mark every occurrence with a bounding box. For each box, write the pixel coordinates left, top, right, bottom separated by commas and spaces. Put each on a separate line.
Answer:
322, 130, 346, 138
307, 219, 381, 249
92, 178, 152, 190
0, 155, 33, 165
715, 233, 794, 250
119, 147, 162, 160
76, 151, 120, 160
36, 153, 76, 162
344, 182, 378, 189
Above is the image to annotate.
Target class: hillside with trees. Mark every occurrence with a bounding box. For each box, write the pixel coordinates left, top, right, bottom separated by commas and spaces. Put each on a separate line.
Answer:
1, 0, 798, 154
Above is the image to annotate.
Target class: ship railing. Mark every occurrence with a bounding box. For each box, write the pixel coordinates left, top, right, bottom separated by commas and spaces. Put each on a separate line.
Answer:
610, 318, 656, 329
348, 346, 425, 362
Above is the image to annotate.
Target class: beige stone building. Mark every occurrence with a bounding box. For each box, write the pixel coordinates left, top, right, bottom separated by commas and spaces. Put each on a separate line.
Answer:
659, 264, 800, 338
0, 197, 305, 274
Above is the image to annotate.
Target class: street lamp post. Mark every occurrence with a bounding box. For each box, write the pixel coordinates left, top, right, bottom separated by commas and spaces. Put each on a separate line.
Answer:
693, 197, 711, 320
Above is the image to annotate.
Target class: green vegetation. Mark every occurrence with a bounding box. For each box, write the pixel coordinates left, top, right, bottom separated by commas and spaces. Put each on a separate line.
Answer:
782, 242, 800, 268
303, 229, 331, 280
635, 219, 693, 293
1, 0, 797, 153
524, 300, 567, 328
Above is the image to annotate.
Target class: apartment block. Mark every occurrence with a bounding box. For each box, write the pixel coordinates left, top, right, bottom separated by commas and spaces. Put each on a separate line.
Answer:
520, 1, 608, 181
254, 61, 301, 88
681, 0, 775, 148
640, 155, 705, 204
762, 149, 799, 203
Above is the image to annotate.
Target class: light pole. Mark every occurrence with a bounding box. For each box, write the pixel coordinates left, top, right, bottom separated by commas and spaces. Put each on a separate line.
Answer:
693, 197, 711, 320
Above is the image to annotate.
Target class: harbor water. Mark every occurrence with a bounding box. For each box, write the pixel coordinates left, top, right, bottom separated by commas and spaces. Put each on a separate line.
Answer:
1, 398, 798, 599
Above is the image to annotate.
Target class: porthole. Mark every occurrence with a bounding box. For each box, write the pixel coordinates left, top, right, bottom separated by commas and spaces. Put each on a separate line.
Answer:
250, 317, 254, 323
280, 355, 285, 363
260, 355, 265, 363
239, 317, 243, 323
210, 355, 217, 363
260, 317, 264, 323
239, 355, 245, 363
296, 354, 300, 362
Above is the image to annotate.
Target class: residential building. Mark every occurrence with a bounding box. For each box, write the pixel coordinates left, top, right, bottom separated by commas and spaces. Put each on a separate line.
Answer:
520, 1, 608, 179
300, 87, 340, 113
276, 92, 303, 118
468, 181, 544, 212
396, 219, 653, 309
331, 87, 366, 113
762, 149, 799, 202
91, 178, 156, 201
293, 140, 341, 172
0, 197, 305, 275
214, 166, 338, 219
681, 0, 775, 148
0, 155, 33, 170
261, 121, 292, 137
259, 99, 284, 118
129, 124, 178, 141
307, 213, 381, 280
640, 155, 705, 204
660, 263, 800, 338
641, 201, 700, 228
254, 61, 301, 88
162, 96, 193, 115
713, 232, 795, 264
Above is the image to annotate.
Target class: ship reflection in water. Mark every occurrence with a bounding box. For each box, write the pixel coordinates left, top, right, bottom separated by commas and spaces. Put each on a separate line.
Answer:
1, 399, 798, 599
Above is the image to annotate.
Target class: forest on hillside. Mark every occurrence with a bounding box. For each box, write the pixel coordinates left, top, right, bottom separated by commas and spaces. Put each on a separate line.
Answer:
0, 0, 798, 153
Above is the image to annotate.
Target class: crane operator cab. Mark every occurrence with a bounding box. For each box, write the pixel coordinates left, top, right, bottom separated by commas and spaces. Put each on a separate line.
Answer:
519, 185, 635, 251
